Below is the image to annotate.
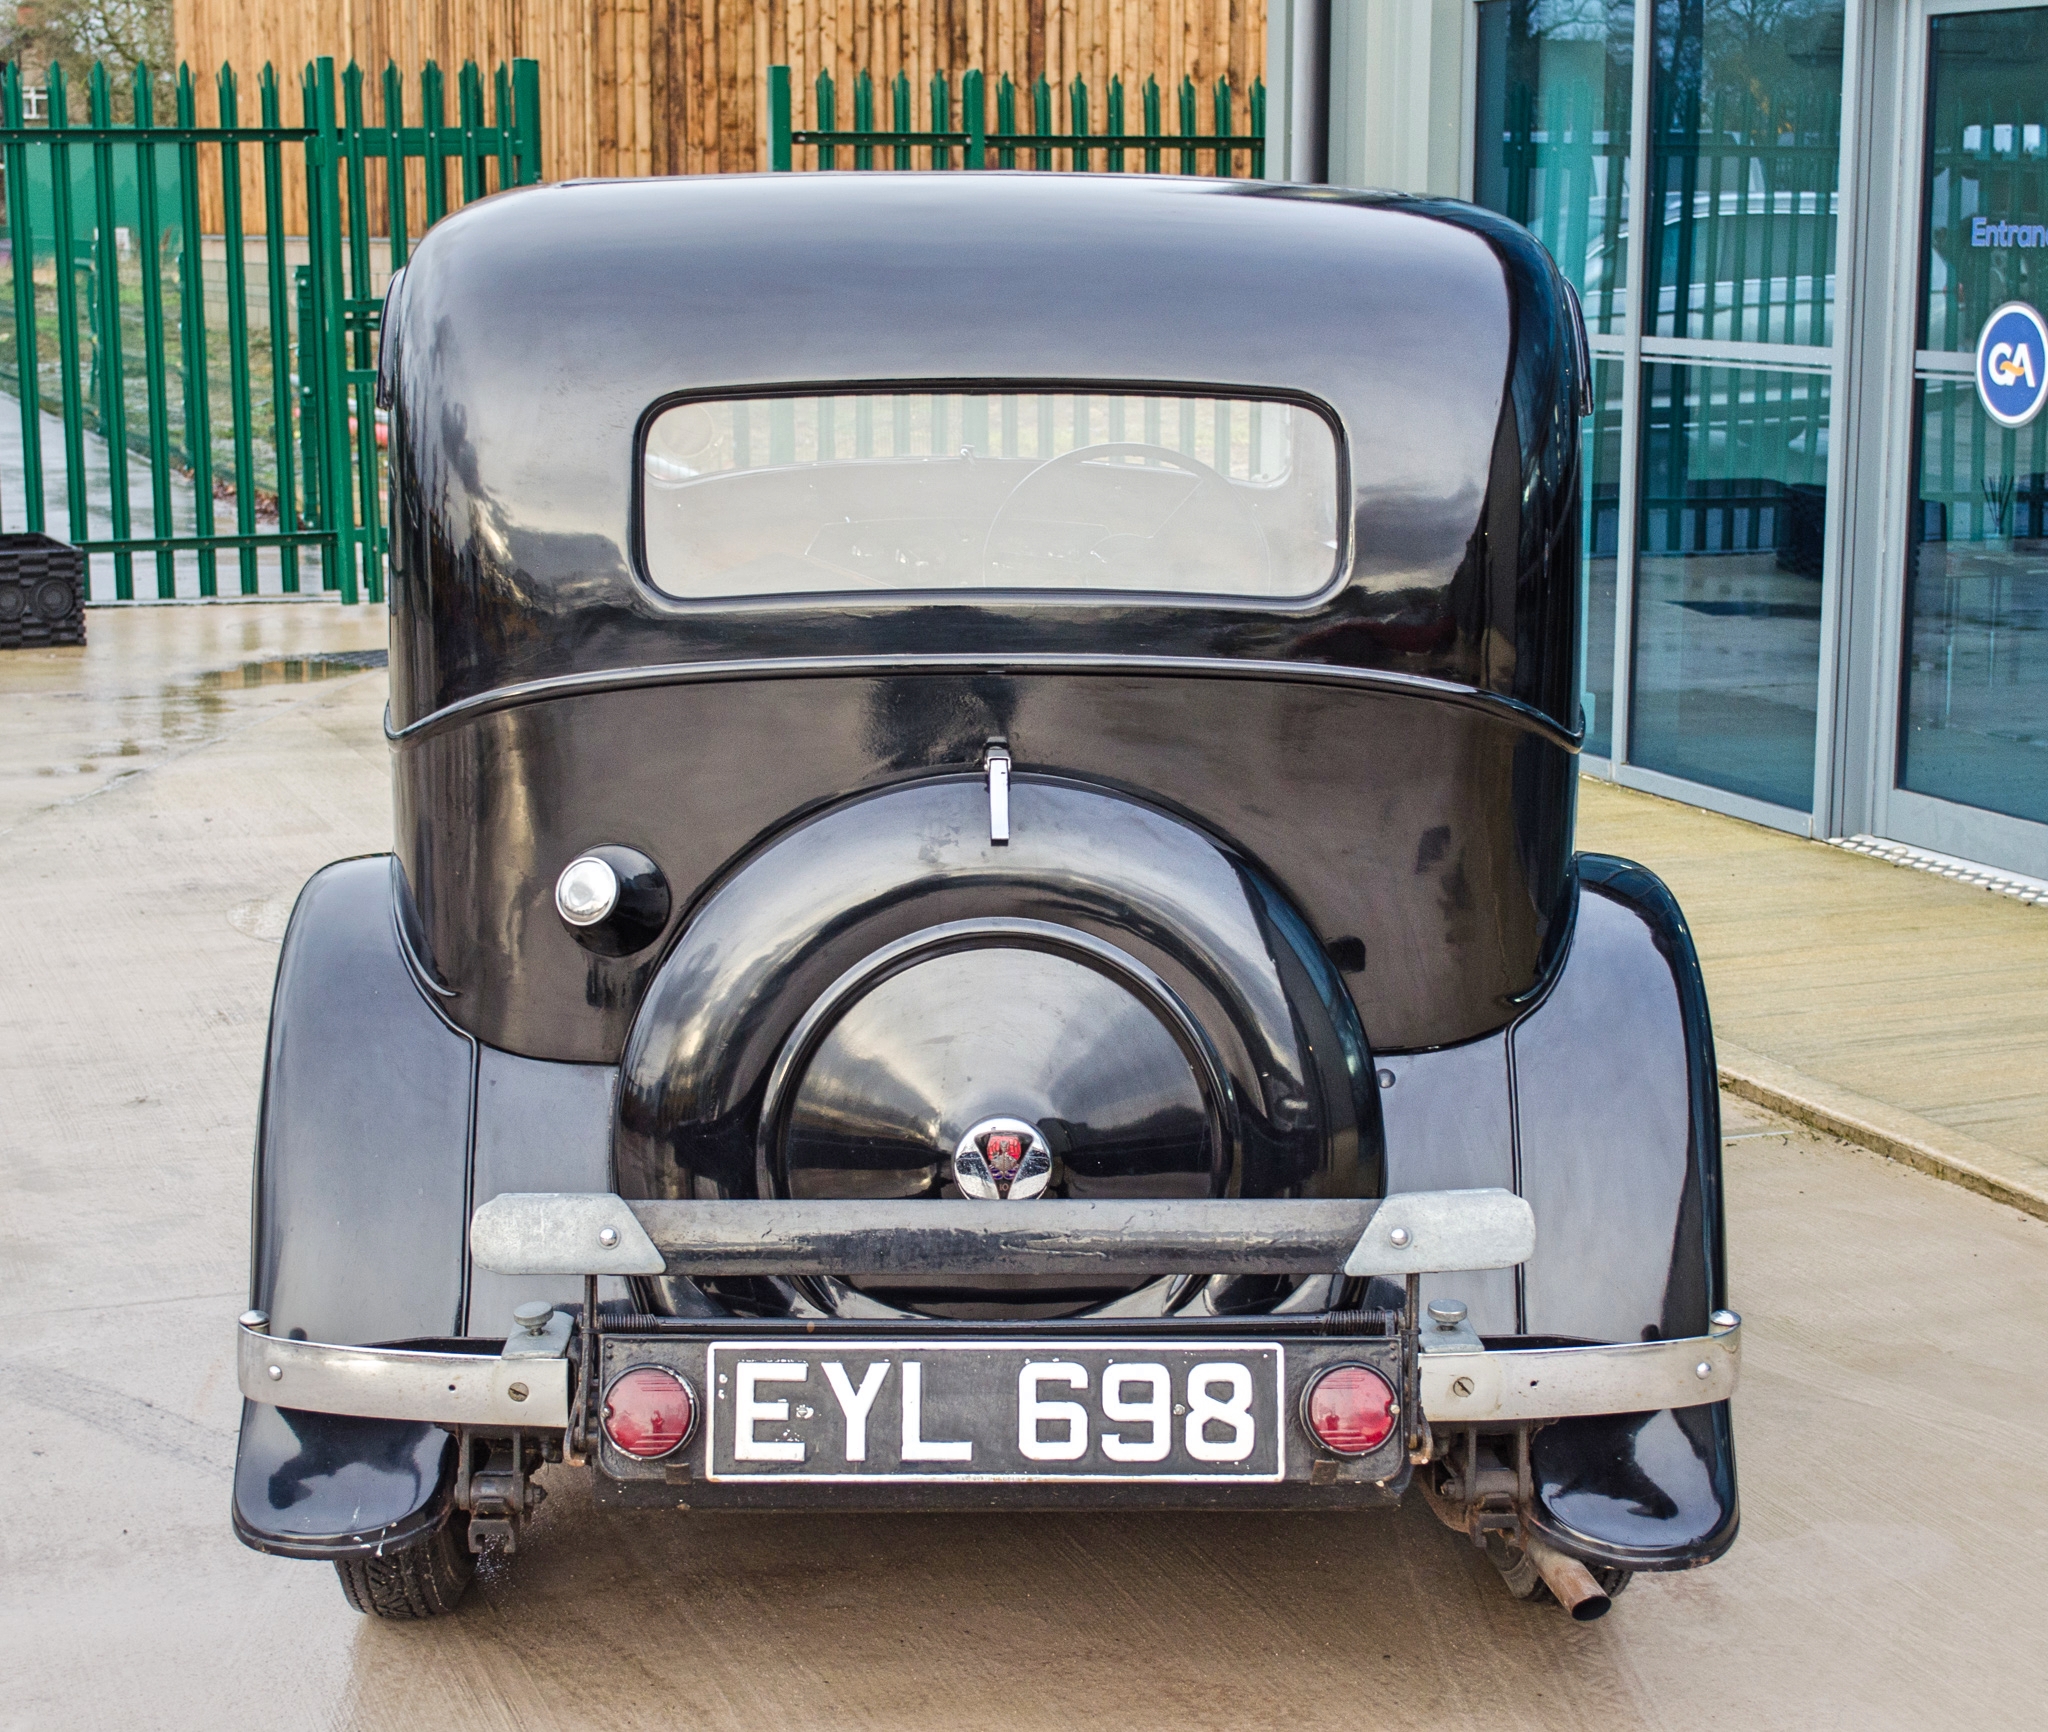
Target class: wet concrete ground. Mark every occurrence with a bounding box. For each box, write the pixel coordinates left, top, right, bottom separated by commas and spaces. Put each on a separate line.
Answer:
0, 601, 387, 832
4, 612, 2046, 1729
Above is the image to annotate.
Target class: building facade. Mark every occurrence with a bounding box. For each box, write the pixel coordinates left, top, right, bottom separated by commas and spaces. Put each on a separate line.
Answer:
1268, 0, 2048, 879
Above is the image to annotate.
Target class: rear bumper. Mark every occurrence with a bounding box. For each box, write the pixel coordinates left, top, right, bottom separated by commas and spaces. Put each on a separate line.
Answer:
234, 1187, 1741, 1554
461, 1188, 1540, 1280
234, 1312, 1741, 1431
236, 1326, 573, 1428
238, 1185, 1740, 1431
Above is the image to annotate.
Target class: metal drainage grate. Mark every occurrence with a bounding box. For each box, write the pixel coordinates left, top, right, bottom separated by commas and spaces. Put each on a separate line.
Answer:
1826, 835, 2048, 907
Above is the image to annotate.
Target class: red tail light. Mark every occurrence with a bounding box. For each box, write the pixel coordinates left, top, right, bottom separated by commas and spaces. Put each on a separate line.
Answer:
1303, 1364, 1398, 1455
602, 1365, 698, 1458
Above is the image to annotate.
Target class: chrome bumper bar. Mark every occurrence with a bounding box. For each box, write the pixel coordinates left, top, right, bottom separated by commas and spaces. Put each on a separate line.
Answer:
239, 1188, 1737, 1429
234, 1316, 1741, 1432
466, 1188, 1539, 1280
1421, 1312, 1741, 1423
234, 1309, 573, 1429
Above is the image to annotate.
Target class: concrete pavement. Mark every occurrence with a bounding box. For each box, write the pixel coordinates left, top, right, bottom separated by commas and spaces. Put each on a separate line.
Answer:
3, 607, 2046, 1728
1579, 779, 2048, 1217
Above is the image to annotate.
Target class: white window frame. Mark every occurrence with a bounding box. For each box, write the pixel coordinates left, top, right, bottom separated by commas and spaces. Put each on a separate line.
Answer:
1841, 0, 2048, 876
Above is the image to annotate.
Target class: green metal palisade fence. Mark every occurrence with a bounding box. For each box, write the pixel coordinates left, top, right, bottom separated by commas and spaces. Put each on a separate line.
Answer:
768, 66, 1263, 178
0, 55, 541, 603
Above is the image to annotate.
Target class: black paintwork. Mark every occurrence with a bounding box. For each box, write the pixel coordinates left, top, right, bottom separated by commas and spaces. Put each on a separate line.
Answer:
253, 856, 474, 1345
614, 773, 1380, 1316
1510, 859, 1736, 1566
250, 856, 630, 1346
240, 842, 1733, 1566
1580, 856, 1728, 1325
381, 173, 1585, 1063
1381, 857, 1727, 1353
566, 844, 672, 957
466, 1048, 618, 1332
233, 861, 606, 1558
383, 175, 1576, 724
236, 854, 475, 1557
395, 670, 1574, 1062
1379, 855, 1736, 1569
240, 172, 1738, 1570
1517, 860, 1727, 1342
1528, 1403, 1740, 1570
231, 1400, 456, 1559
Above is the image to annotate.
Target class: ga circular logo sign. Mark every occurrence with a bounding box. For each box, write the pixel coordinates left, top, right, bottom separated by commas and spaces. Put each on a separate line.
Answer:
1976, 301, 2048, 428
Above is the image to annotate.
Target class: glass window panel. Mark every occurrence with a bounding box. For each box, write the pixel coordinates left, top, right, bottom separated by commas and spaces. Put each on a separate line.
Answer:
1900, 7, 2048, 827
640, 391, 1342, 601
1474, 0, 1637, 335
1921, 7, 2048, 354
1646, 0, 1844, 345
1898, 381, 2048, 825
1631, 363, 1827, 808
1582, 356, 1626, 755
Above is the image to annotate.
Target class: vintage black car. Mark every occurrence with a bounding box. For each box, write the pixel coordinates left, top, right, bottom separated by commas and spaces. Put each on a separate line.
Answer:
232, 171, 1739, 1622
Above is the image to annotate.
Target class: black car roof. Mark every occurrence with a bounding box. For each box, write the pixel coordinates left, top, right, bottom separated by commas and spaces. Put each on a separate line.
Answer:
383, 172, 1574, 737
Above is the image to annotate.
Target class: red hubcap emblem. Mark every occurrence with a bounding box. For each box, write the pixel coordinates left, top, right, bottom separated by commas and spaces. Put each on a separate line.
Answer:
952, 1117, 1053, 1201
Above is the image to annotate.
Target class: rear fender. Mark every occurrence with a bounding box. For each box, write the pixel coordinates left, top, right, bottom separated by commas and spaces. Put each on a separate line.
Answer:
250, 855, 474, 1343
231, 1401, 456, 1560
1383, 853, 1735, 1567
1512, 854, 1735, 1568
1515, 855, 1725, 1342
237, 855, 474, 1555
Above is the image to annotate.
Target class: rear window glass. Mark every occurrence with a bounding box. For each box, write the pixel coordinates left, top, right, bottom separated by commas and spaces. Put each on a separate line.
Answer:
640, 390, 1342, 601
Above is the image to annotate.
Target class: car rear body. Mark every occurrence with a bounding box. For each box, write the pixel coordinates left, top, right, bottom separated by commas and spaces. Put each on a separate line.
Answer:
233, 172, 1738, 1607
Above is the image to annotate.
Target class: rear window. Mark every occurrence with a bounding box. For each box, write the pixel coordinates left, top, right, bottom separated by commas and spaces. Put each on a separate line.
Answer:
639, 389, 1342, 601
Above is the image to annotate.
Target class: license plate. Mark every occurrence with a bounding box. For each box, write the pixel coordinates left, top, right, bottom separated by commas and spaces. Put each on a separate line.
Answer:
703, 1340, 1286, 1483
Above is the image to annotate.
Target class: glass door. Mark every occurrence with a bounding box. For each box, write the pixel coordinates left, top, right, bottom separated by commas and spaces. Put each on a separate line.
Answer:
1626, 0, 1845, 816
1473, 0, 1850, 827
1883, 2, 2048, 870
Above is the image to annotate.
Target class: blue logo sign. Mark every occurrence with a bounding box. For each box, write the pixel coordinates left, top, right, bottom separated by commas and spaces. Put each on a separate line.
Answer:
1976, 301, 2048, 428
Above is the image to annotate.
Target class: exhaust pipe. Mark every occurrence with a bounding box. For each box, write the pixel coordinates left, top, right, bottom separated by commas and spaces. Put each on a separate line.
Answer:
1522, 1535, 1612, 1621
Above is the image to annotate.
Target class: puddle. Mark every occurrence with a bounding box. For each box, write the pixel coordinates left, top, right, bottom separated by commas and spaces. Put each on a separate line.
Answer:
229, 896, 293, 943
195, 648, 387, 690
0, 610, 390, 833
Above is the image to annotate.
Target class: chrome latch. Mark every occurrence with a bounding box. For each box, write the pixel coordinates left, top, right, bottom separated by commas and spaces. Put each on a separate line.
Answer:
1419, 1298, 1484, 1356
984, 742, 1012, 846
500, 1301, 573, 1360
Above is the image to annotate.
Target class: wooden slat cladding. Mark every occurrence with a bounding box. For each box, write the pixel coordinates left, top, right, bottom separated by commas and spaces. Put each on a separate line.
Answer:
174, 1, 1265, 181
173, 1, 601, 173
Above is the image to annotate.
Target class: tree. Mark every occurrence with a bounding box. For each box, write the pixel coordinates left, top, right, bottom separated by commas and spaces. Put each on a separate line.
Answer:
0, 0, 174, 115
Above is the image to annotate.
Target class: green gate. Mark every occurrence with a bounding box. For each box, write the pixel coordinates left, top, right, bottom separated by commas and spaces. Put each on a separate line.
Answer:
0, 55, 541, 604
768, 66, 1265, 177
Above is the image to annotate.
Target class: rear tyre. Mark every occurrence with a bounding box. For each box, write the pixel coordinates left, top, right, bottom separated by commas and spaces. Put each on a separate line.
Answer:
334, 1515, 476, 1619
1483, 1533, 1633, 1607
